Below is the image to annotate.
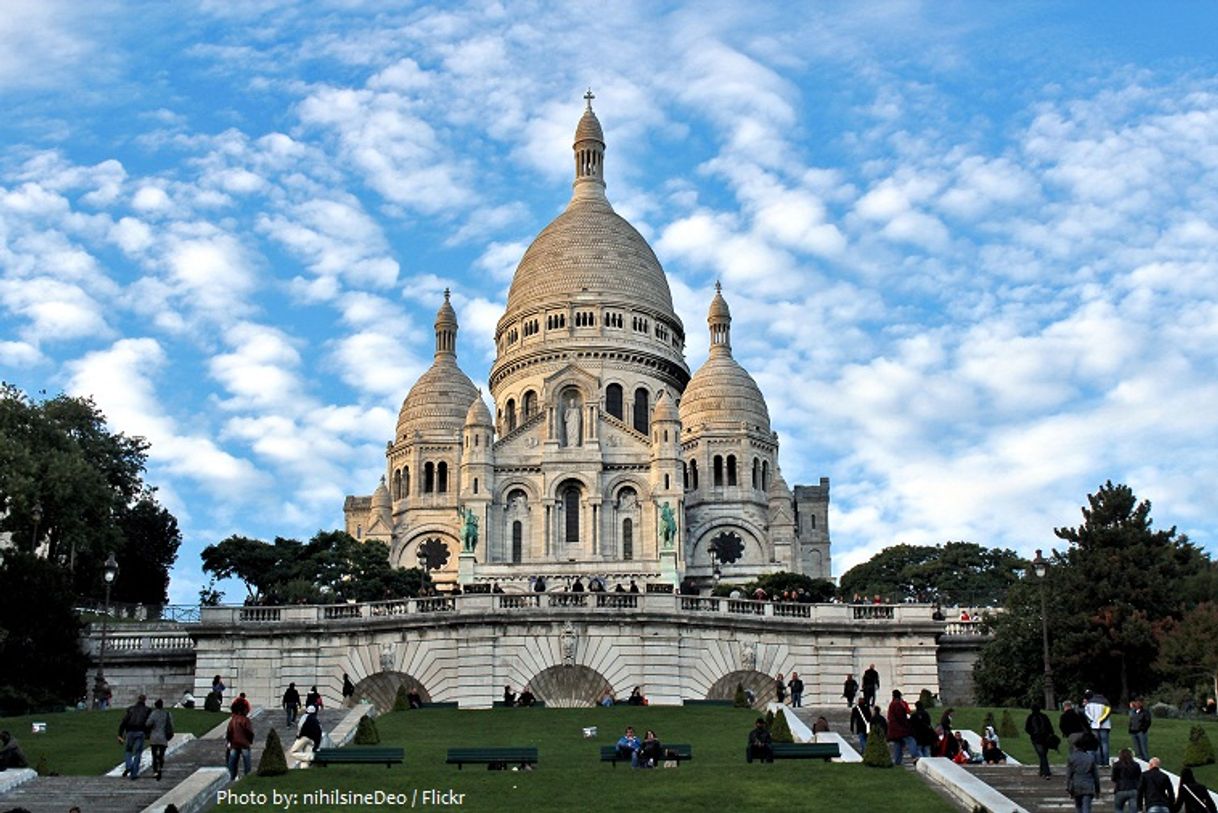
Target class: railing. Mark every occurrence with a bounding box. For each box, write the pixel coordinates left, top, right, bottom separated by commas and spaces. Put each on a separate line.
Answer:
76, 602, 201, 623
852, 605, 894, 620
726, 599, 765, 615
498, 594, 541, 610
679, 596, 720, 612
86, 633, 195, 653
942, 619, 986, 636
240, 607, 282, 623
595, 594, 638, 609
772, 602, 811, 618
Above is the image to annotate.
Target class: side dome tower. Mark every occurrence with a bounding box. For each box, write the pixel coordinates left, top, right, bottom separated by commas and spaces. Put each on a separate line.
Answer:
395, 290, 479, 441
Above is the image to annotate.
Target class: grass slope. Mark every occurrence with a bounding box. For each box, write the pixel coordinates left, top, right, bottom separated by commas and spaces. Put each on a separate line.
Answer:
0, 708, 227, 775
236, 706, 951, 812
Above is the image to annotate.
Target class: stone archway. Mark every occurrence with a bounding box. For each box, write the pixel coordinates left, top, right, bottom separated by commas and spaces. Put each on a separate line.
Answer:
526, 664, 611, 708
707, 669, 775, 707
351, 671, 431, 712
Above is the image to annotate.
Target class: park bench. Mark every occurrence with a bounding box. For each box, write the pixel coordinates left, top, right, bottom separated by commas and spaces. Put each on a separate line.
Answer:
313, 746, 404, 767
446, 746, 538, 770
683, 699, 734, 706
421, 701, 459, 708
492, 700, 548, 708
752, 742, 840, 762
600, 743, 693, 767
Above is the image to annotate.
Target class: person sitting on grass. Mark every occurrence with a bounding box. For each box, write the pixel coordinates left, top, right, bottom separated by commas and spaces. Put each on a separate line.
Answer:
628, 686, 645, 706
517, 686, 536, 707
0, 730, 29, 770
952, 731, 980, 764
637, 729, 663, 768
747, 718, 773, 763
616, 726, 641, 765
503, 685, 516, 706
599, 687, 616, 707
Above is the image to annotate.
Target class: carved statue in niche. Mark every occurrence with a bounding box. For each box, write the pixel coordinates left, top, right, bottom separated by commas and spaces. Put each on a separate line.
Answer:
740, 639, 757, 672
562, 394, 582, 447
380, 643, 396, 673
561, 621, 577, 666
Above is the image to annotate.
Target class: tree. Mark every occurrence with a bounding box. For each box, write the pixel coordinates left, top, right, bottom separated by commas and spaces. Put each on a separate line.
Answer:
0, 385, 179, 602
974, 481, 1217, 706
712, 571, 836, 601
862, 725, 892, 767
839, 542, 1025, 605
111, 498, 181, 605
1155, 603, 1218, 702
0, 551, 88, 714
201, 530, 428, 604
257, 727, 288, 776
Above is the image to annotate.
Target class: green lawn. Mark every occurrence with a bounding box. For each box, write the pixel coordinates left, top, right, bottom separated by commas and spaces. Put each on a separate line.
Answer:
950, 706, 1218, 785
0, 708, 227, 775
236, 706, 953, 812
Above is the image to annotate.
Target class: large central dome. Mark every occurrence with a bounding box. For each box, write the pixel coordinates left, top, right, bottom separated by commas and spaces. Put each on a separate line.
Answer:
498, 100, 678, 329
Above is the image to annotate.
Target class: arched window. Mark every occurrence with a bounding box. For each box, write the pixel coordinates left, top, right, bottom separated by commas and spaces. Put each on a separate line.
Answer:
606, 383, 623, 420
690, 460, 699, 490
563, 485, 580, 543
727, 455, 737, 486
403, 466, 410, 496
683, 462, 689, 490
752, 458, 760, 489
664, 474, 670, 489
473, 477, 479, 495
505, 399, 517, 432
810, 514, 817, 530
762, 461, 769, 491
632, 388, 649, 434
512, 521, 523, 563
393, 469, 402, 500
713, 455, 724, 487
424, 462, 435, 493
356, 525, 362, 539
437, 461, 448, 493
523, 390, 537, 419
622, 518, 633, 560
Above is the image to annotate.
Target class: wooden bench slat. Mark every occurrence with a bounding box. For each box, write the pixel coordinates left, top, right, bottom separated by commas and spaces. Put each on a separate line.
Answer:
313, 747, 404, 767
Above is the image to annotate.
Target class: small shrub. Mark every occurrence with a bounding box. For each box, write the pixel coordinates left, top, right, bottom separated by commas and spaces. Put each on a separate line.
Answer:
1183, 725, 1216, 767
918, 688, 936, 709
354, 715, 381, 745
770, 708, 794, 743
982, 711, 997, 733
765, 709, 775, 728
35, 754, 50, 776
862, 724, 892, 768
1151, 702, 1178, 719
392, 684, 410, 712
999, 709, 1019, 739
733, 683, 748, 708
257, 728, 288, 776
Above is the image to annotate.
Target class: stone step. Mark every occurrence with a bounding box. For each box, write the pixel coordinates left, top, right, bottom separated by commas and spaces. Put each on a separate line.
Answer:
967, 764, 1079, 812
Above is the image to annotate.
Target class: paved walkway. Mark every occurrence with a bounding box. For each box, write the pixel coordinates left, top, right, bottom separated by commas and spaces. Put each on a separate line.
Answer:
0, 707, 348, 813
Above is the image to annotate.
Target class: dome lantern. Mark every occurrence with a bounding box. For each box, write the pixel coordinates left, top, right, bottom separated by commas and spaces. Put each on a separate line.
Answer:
574, 88, 605, 189
708, 280, 732, 356
434, 288, 458, 358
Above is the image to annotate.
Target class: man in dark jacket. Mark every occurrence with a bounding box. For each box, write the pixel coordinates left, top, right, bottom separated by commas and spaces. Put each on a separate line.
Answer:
911, 700, 935, 758
862, 665, 880, 709
225, 704, 256, 780
850, 698, 872, 753
1137, 756, 1175, 813
117, 695, 151, 780
1128, 697, 1151, 762
1060, 700, 1088, 744
1025, 703, 1054, 778
1066, 740, 1100, 810
282, 682, 301, 726
886, 690, 916, 765
746, 718, 773, 763
0, 730, 29, 770
788, 673, 804, 708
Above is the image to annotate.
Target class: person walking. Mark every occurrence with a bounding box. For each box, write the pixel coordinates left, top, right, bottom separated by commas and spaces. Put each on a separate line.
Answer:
850, 697, 871, 754
145, 699, 174, 781
1025, 703, 1055, 779
1110, 748, 1141, 813
788, 673, 804, 708
774, 673, 787, 705
843, 674, 859, 708
1137, 757, 1175, 813
225, 700, 256, 780
911, 700, 935, 758
886, 690, 916, 766
862, 665, 880, 710
341, 673, 356, 705
1060, 700, 1088, 745
117, 695, 151, 780
1128, 697, 1151, 762
282, 682, 301, 726
1066, 739, 1100, 813
1175, 767, 1218, 813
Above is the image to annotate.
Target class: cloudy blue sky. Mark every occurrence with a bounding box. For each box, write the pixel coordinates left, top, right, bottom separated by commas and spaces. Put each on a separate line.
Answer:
3, 1, 1217, 603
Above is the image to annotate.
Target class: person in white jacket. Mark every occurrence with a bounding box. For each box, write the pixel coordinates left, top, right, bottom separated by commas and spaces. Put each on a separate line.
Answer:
1083, 689, 1112, 766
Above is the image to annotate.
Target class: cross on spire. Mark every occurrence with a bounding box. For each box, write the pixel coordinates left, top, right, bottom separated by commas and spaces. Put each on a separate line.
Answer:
584, 88, 595, 109
443, 287, 451, 301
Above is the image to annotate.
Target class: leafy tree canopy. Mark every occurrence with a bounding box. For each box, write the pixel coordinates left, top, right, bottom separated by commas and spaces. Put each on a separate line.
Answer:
712, 571, 836, 601
839, 541, 1026, 605
201, 529, 429, 604
974, 481, 1217, 707
0, 385, 179, 602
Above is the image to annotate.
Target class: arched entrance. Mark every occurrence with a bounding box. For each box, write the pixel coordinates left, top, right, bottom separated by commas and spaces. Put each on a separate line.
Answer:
351, 671, 431, 712
526, 664, 611, 708
706, 669, 774, 707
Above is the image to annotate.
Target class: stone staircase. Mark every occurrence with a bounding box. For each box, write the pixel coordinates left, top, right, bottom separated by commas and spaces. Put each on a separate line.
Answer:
0, 707, 347, 813
966, 764, 1075, 812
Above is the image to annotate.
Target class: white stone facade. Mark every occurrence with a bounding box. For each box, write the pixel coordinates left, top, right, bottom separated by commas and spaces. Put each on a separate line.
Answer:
344, 99, 831, 588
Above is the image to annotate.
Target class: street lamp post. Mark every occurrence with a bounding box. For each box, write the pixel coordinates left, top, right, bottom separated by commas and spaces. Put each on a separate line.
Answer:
93, 552, 119, 710
1032, 549, 1056, 710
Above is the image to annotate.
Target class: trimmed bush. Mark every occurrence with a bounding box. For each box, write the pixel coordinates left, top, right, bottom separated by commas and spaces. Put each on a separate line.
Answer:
354, 715, 381, 745
392, 684, 410, 712
257, 728, 288, 776
770, 708, 794, 743
999, 710, 1019, 739
918, 688, 936, 709
982, 711, 997, 733
765, 709, 775, 728
35, 754, 51, 776
862, 724, 892, 768
1183, 725, 1216, 767
1151, 702, 1178, 719
733, 683, 748, 708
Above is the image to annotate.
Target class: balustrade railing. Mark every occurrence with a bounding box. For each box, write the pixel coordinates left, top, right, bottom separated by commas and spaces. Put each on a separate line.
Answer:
772, 602, 811, 618
240, 607, 282, 623
595, 594, 638, 609
852, 605, 894, 620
